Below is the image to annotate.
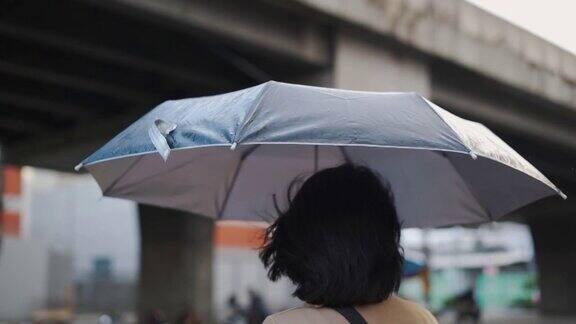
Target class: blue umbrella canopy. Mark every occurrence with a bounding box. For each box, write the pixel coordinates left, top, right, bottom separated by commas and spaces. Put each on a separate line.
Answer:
77, 81, 564, 228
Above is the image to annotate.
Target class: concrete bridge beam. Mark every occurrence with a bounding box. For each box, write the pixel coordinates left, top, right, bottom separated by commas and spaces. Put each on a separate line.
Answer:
284, 0, 576, 108
333, 30, 431, 95
88, 0, 332, 68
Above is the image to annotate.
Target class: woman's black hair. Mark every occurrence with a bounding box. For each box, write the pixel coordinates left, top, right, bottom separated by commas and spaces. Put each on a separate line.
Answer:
259, 163, 403, 307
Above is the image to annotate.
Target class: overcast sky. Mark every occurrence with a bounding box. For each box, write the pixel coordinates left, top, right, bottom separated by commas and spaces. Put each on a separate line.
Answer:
467, 0, 576, 54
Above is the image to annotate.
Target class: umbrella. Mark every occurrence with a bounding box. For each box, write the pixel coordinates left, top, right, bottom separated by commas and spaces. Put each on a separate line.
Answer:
76, 81, 565, 228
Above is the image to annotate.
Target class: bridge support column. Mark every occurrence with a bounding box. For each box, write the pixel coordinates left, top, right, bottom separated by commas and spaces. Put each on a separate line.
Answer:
138, 205, 214, 322
529, 212, 576, 315
333, 30, 430, 95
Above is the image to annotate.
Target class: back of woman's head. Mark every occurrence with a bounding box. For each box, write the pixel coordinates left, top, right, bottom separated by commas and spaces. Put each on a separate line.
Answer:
260, 163, 403, 307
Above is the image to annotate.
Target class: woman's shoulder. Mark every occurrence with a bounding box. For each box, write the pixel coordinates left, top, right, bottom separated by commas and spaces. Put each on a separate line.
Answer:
368, 296, 438, 324
264, 297, 438, 324
263, 305, 347, 324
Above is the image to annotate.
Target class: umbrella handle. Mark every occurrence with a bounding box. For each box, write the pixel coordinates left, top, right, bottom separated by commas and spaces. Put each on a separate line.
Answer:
148, 119, 177, 161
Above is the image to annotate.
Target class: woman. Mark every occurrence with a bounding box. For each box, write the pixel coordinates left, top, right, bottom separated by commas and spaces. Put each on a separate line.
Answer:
260, 164, 438, 324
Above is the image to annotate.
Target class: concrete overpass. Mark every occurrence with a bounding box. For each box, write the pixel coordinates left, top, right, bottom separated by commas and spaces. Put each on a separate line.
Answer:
1, 0, 575, 320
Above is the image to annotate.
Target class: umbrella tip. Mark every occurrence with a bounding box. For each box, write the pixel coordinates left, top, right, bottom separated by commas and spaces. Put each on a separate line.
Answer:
230, 142, 238, 150
74, 163, 83, 172
559, 191, 568, 200
469, 151, 478, 160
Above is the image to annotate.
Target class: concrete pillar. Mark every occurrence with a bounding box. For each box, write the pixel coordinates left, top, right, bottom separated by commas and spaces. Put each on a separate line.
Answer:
138, 205, 214, 323
333, 30, 431, 95
529, 211, 576, 315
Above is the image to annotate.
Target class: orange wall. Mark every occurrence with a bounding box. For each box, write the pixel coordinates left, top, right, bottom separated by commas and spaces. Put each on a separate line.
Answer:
1, 212, 20, 236
214, 223, 266, 249
4, 166, 21, 195
1, 166, 22, 237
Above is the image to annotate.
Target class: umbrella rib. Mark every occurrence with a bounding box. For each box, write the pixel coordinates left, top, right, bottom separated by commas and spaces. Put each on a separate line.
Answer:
110, 153, 207, 194
233, 82, 272, 144
419, 96, 474, 156
314, 145, 319, 173
440, 152, 493, 220
102, 155, 144, 195
339, 146, 352, 164
217, 145, 260, 219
